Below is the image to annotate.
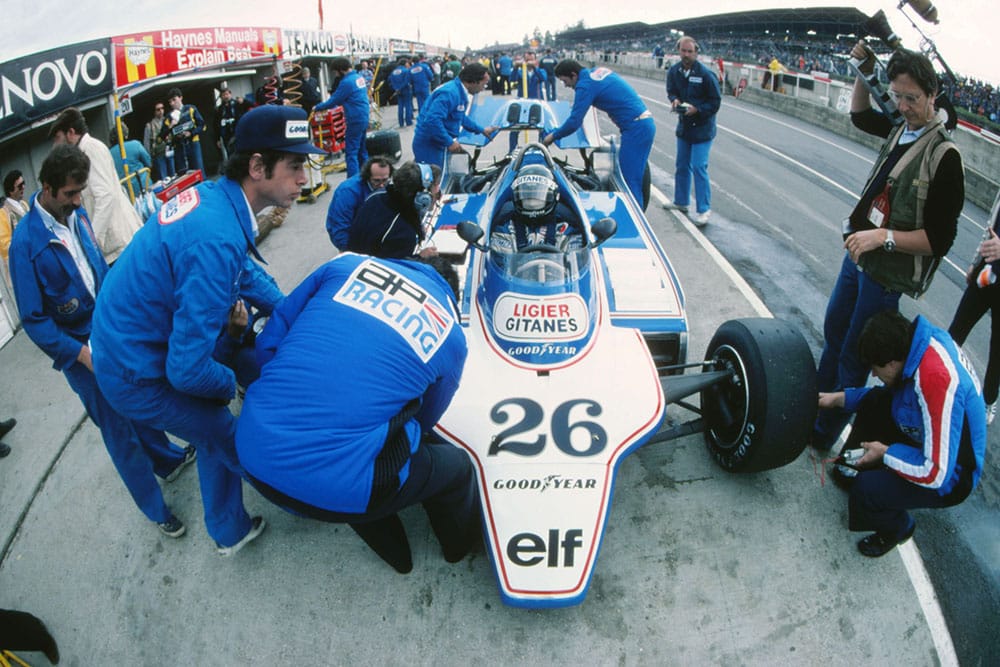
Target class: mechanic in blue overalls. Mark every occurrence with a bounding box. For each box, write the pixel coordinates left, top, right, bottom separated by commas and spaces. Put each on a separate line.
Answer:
412, 63, 498, 168
497, 53, 514, 94
543, 60, 656, 210
325, 156, 393, 251
235, 254, 477, 574
315, 56, 371, 178
90, 106, 326, 557
389, 57, 414, 128
8, 144, 195, 538
409, 56, 435, 114
508, 55, 548, 154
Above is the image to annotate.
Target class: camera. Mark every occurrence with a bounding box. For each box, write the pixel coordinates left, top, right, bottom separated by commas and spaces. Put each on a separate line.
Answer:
841, 448, 865, 466
673, 103, 690, 114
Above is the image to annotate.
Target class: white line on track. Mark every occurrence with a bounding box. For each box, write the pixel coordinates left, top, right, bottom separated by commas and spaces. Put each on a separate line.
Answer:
649, 181, 959, 667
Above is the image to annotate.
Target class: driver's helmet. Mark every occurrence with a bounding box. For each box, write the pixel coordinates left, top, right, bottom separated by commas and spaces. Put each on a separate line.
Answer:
512, 164, 558, 220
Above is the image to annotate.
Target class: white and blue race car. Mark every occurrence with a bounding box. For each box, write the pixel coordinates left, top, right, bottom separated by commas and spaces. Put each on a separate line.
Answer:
428, 97, 816, 608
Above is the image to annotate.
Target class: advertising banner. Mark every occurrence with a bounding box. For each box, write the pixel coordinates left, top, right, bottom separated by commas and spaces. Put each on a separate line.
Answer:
0, 38, 113, 137
282, 29, 392, 59
112, 27, 282, 88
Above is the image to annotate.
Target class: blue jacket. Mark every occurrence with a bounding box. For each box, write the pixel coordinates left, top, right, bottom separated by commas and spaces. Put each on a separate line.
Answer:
326, 174, 372, 249
8, 195, 106, 370
409, 62, 433, 93
111, 140, 153, 193
347, 189, 421, 259
90, 178, 280, 402
666, 59, 721, 144
388, 65, 412, 93
315, 71, 371, 123
844, 316, 986, 496
160, 104, 205, 145
498, 55, 514, 76
413, 78, 486, 151
235, 254, 467, 512
548, 67, 648, 141
514, 67, 547, 99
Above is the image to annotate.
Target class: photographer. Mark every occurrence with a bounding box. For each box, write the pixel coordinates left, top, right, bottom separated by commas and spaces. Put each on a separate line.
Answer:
818, 311, 985, 558
665, 36, 721, 227
215, 86, 243, 163
813, 45, 964, 450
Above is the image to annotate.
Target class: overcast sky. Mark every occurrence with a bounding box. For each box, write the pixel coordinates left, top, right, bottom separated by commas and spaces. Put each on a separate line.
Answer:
4, 0, 996, 84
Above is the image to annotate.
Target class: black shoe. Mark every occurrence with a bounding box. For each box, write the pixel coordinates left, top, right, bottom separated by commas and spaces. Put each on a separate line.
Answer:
0, 442, 10, 458
157, 515, 186, 538
0, 417, 16, 440
858, 522, 915, 558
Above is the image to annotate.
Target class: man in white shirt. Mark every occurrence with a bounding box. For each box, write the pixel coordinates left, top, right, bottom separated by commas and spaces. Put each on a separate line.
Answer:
49, 107, 143, 264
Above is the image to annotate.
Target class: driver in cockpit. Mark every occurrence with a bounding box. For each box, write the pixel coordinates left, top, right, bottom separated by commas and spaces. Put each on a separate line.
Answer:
490, 164, 583, 254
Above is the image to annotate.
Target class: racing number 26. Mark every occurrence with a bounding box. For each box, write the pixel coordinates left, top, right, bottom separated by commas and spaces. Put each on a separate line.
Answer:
488, 398, 607, 457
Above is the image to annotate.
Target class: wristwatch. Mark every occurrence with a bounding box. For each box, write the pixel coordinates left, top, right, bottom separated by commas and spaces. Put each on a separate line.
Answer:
883, 229, 896, 253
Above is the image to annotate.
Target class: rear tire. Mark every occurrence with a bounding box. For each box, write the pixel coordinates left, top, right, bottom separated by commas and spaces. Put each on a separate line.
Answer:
365, 129, 402, 164
701, 318, 816, 472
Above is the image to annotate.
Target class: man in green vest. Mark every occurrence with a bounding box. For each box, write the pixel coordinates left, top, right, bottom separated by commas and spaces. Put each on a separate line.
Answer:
814, 44, 965, 451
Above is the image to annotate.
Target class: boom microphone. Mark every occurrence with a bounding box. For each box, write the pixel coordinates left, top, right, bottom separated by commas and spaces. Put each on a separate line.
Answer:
900, 0, 939, 24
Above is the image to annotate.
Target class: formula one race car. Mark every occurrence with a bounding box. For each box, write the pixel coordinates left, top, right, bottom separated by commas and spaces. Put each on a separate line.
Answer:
427, 97, 816, 608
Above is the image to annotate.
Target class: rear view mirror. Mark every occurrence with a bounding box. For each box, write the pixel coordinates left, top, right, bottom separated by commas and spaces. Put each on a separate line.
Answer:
590, 217, 617, 247
457, 220, 487, 251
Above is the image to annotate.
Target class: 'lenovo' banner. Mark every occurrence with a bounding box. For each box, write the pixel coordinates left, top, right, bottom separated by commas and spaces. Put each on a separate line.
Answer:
0, 39, 113, 138
112, 27, 282, 88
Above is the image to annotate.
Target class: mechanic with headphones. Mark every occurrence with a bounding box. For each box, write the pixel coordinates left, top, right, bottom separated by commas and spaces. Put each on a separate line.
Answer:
347, 161, 441, 259
666, 36, 721, 227
489, 163, 583, 254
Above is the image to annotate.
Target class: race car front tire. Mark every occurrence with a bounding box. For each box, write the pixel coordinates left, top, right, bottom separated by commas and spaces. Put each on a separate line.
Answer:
701, 318, 816, 472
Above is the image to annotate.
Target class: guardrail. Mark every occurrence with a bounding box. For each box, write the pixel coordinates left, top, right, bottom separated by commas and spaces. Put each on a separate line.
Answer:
578, 50, 999, 211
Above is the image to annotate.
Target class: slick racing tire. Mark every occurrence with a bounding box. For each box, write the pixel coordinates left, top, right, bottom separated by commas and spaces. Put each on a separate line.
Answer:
365, 129, 402, 164
701, 318, 816, 473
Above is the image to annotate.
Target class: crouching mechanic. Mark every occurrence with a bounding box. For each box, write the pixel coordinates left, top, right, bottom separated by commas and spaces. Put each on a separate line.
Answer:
235, 254, 478, 574
325, 155, 393, 251
91, 106, 326, 556
490, 164, 582, 253
9, 144, 195, 539
818, 311, 986, 557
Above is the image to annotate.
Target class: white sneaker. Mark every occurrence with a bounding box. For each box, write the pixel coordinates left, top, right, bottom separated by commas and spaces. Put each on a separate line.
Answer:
987, 402, 996, 426
216, 516, 266, 557
692, 210, 711, 226
663, 202, 688, 213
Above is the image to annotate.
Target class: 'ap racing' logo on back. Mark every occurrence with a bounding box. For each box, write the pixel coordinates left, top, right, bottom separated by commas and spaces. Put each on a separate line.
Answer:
334, 260, 454, 361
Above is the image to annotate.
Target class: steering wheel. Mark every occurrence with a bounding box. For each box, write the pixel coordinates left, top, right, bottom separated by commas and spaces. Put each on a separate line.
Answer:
512, 254, 565, 280
518, 243, 562, 254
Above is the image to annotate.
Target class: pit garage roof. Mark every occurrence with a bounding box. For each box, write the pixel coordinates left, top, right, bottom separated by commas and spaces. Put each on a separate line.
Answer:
556, 7, 868, 43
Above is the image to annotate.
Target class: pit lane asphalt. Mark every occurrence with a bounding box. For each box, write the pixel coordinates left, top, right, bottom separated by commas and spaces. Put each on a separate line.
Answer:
0, 121, 950, 664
